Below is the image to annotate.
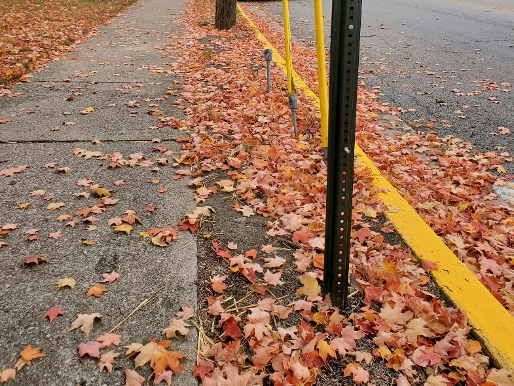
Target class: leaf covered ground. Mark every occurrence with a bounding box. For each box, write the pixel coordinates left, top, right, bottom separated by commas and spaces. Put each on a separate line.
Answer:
1, 0, 514, 384
0, 0, 138, 86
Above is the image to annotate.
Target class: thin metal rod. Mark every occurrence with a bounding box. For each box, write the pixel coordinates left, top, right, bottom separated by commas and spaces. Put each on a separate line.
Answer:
264, 49, 272, 92
282, 0, 295, 95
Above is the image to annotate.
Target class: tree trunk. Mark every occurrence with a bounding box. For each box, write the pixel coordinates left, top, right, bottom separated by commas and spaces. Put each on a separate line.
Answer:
215, 0, 237, 30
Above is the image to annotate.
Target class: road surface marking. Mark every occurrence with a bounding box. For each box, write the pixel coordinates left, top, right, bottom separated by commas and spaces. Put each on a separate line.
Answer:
238, 4, 514, 369
442, 0, 514, 12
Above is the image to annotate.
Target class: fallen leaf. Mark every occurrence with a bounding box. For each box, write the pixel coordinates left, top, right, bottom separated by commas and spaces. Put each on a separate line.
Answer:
175, 307, 195, 320
42, 307, 64, 324
151, 229, 177, 247
296, 273, 321, 300
94, 188, 111, 198
114, 223, 133, 234
261, 244, 277, 254
78, 340, 101, 358
317, 339, 336, 362
211, 275, 228, 293
69, 313, 104, 336
48, 230, 63, 239
134, 340, 165, 368
98, 350, 120, 373
262, 255, 286, 268
343, 362, 370, 384
153, 350, 185, 375
124, 369, 145, 386
55, 277, 76, 289
96, 333, 122, 348
15, 345, 45, 370
100, 271, 120, 284
46, 202, 65, 210
0, 369, 16, 382
424, 374, 450, 386
22, 254, 48, 266
220, 315, 242, 340
263, 270, 285, 286
235, 205, 254, 217
162, 318, 190, 338
86, 284, 107, 298
421, 259, 438, 272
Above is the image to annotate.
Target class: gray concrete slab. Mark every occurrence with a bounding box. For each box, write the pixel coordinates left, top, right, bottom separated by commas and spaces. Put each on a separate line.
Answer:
0, 0, 198, 384
0, 80, 184, 142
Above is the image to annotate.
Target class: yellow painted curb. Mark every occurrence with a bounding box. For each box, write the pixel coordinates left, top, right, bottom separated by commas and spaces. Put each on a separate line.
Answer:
237, 4, 514, 369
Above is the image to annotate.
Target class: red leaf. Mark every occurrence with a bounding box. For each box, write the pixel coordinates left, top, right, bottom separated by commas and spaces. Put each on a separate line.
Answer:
421, 259, 438, 272
192, 359, 214, 380
220, 316, 242, 340
239, 266, 256, 283
78, 340, 101, 358
353, 227, 372, 243
42, 307, 64, 324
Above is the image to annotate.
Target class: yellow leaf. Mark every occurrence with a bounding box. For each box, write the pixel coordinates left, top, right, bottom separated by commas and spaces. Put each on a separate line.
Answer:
296, 273, 321, 301
362, 206, 377, 218
114, 224, 132, 234
18, 203, 31, 209
83, 240, 96, 246
283, 166, 291, 180
376, 345, 392, 359
497, 166, 507, 174
55, 277, 76, 289
94, 188, 111, 198
316, 340, 336, 362
312, 312, 329, 326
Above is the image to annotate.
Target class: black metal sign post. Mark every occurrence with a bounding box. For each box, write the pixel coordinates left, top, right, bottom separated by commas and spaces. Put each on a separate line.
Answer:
323, 0, 363, 308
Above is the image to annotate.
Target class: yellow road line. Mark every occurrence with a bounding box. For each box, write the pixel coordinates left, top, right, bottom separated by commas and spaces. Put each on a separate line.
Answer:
237, 4, 514, 369
442, 0, 514, 12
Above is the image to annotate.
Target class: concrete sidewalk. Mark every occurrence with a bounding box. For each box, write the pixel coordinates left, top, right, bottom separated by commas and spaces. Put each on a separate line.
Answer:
0, 0, 198, 384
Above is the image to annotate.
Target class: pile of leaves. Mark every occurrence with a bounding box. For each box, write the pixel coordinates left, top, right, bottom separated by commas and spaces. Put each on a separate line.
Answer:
0, 0, 138, 86
237, 2, 514, 315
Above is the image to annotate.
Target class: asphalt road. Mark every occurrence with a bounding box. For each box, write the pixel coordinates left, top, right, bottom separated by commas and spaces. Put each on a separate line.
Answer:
246, 0, 514, 174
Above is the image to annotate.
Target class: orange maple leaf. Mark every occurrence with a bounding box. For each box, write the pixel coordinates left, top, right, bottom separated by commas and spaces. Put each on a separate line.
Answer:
15, 345, 45, 370
86, 284, 107, 298
153, 350, 185, 375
